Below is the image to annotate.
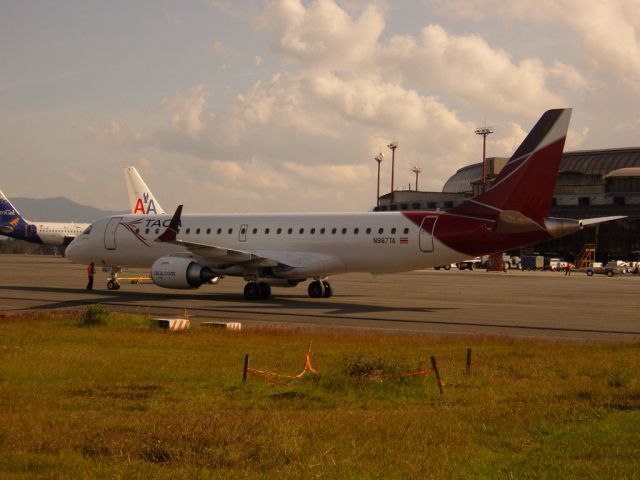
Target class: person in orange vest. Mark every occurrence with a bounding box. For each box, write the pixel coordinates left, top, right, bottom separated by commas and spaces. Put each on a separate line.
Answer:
86, 262, 95, 290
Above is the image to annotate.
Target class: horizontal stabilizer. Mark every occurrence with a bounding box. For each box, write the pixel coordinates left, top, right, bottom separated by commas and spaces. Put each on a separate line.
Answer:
580, 216, 627, 227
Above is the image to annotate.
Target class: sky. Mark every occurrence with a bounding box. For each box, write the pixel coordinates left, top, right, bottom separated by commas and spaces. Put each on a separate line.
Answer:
2, 0, 640, 213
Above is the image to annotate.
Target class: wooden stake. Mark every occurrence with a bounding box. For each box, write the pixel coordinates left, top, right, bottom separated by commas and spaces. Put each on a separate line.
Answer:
430, 356, 443, 395
466, 348, 472, 375
242, 354, 249, 383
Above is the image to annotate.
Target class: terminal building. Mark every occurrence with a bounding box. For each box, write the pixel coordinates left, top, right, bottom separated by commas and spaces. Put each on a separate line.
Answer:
375, 148, 640, 261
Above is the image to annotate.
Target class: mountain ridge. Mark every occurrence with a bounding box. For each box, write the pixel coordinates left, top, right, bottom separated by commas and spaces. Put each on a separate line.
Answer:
10, 196, 124, 223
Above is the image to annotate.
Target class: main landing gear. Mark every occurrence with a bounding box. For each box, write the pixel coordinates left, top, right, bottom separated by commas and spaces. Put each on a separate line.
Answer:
106, 268, 121, 290
308, 279, 332, 298
243, 281, 272, 300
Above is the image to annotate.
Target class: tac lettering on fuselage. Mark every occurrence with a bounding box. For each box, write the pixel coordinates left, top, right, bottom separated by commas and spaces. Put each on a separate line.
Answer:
143, 219, 172, 228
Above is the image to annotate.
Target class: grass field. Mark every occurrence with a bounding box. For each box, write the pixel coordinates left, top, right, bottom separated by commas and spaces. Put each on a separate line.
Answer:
1, 308, 640, 479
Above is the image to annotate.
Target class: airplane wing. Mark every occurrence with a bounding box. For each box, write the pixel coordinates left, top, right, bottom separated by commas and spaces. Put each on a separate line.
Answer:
579, 216, 627, 227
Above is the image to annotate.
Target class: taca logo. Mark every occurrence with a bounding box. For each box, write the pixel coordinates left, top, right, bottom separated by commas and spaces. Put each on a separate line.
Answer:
133, 193, 158, 214
0, 210, 16, 216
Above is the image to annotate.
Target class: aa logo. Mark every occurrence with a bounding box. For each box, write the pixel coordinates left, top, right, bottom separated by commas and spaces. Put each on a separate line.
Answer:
133, 193, 158, 214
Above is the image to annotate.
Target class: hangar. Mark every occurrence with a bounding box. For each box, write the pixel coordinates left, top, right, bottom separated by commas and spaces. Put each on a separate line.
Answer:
376, 148, 640, 261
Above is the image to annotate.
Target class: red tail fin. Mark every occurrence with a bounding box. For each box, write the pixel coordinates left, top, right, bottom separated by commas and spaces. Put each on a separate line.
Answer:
450, 109, 572, 220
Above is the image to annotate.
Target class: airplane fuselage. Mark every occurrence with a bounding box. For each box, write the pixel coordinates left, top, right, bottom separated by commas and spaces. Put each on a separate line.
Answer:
66, 211, 485, 277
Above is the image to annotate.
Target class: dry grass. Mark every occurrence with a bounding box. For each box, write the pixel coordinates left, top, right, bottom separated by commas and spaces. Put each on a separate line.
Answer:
1, 311, 639, 479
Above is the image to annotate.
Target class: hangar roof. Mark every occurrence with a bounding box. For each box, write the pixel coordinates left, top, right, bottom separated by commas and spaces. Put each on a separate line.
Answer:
442, 148, 640, 193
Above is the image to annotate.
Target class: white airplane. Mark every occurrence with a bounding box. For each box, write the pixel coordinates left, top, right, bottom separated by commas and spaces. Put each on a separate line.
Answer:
0, 167, 163, 248
66, 109, 624, 299
0, 190, 89, 246
125, 166, 165, 215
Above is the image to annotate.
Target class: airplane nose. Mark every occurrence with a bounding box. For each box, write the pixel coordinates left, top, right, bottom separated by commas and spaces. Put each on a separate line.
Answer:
65, 239, 80, 262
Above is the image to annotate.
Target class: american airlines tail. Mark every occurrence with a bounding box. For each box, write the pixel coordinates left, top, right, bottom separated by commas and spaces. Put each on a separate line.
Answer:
124, 166, 165, 215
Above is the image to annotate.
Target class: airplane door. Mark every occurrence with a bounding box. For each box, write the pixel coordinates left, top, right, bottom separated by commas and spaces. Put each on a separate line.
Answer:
104, 217, 122, 250
239, 224, 248, 242
419, 216, 437, 252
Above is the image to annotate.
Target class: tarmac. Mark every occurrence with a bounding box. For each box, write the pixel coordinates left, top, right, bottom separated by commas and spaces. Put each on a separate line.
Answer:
0, 254, 638, 341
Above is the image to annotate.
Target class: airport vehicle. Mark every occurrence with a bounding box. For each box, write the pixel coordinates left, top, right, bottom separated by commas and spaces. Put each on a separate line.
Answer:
456, 258, 482, 270
125, 166, 165, 215
66, 109, 625, 299
584, 262, 626, 277
520, 255, 550, 271
0, 190, 90, 246
433, 264, 453, 270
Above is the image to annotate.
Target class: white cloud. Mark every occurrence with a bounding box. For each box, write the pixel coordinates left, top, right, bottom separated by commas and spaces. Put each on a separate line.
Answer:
432, 0, 640, 90
89, 0, 591, 211
162, 84, 208, 138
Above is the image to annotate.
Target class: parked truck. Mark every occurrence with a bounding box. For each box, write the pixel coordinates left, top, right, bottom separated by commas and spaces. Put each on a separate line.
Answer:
520, 255, 549, 271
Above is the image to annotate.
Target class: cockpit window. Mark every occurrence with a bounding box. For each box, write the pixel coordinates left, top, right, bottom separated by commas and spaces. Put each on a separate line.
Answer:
82, 226, 92, 235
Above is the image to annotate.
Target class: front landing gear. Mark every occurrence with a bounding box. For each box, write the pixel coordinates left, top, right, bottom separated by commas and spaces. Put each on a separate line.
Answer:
308, 279, 332, 298
106, 268, 121, 290
244, 282, 271, 300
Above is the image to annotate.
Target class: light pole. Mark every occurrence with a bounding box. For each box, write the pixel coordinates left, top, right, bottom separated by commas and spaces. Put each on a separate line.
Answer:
474, 126, 494, 191
411, 166, 422, 191
374, 153, 384, 207
387, 141, 398, 201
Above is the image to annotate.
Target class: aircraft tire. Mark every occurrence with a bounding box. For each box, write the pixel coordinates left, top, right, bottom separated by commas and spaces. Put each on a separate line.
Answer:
322, 281, 332, 298
244, 282, 259, 300
258, 282, 271, 300
107, 280, 115, 290
308, 280, 323, 298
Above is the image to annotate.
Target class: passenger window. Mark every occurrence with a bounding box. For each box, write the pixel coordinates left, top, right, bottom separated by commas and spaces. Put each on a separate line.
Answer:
320, 228, 326, 234
391, 228, 396, 234
228, 228, 233, 234
252, 228, 258, 234
341, 227, 347, 234
378, 228, 384, 234
277, 228, 282, 234
403, 227, 409, 234
196, 228, 201, 234
366, 228, 371, 234
135, 228, 139, 234
354, 228, 359, 234
299, 228, 304, 234
206, 228, 211, 234
155, 228, 160, 234
145, 228, 149, 234
287, 228, 293, 234
186, 228, 191, 234
311, 228, 316, 234
331, 228, 337, 234
217, 228, 222, 234
241, 227, 246, 235
265, 228, 270, 234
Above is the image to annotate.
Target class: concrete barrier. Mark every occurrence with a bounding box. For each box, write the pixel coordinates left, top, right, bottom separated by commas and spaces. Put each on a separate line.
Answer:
150, 318, 190, 330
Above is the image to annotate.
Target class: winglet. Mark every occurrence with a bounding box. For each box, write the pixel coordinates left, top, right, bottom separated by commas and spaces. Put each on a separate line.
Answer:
156, 205, 183, 243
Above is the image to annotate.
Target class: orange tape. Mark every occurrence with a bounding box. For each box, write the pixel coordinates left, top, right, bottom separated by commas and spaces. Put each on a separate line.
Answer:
398, 369, 431, 377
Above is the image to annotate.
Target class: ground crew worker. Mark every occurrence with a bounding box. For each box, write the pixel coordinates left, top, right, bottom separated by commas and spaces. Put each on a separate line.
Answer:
86, 262, 95, 290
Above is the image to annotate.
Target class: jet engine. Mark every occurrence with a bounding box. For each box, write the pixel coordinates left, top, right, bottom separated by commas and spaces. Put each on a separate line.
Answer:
151, 256, 218, 289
